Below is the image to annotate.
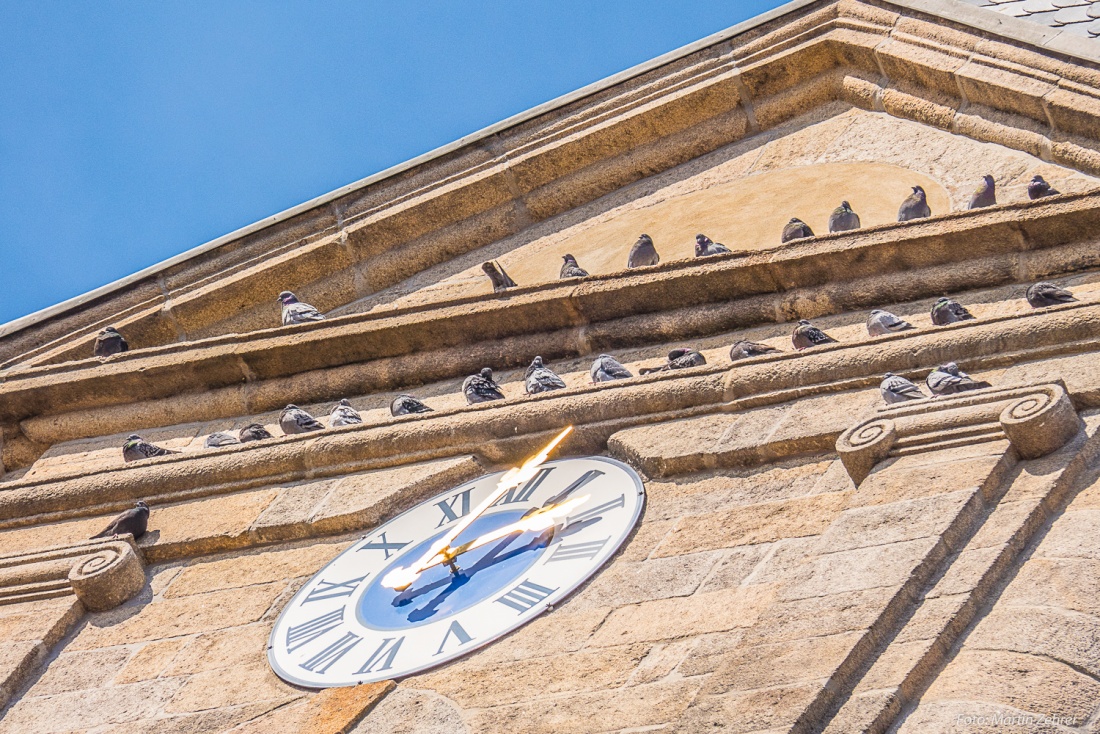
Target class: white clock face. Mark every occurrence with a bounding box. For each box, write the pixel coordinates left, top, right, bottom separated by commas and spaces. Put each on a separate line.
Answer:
268, 456, 645, 687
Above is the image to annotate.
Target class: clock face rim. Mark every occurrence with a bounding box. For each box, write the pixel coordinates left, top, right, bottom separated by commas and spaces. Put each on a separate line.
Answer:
267, 455, 646, 688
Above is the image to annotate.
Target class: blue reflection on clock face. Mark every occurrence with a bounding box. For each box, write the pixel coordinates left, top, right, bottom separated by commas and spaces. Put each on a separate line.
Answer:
356, 510, 550, 630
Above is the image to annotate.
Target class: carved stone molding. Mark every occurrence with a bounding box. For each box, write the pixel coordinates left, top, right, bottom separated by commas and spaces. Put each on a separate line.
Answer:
836, 382, 1080, 483
0, 536, 145, 612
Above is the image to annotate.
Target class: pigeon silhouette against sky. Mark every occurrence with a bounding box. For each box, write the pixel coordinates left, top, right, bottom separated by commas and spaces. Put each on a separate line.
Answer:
1027, 175, 1059, 200
627, 234, 660, 268
122, 435, 179, 462
1026, 281, 1076, 308
590, 354, 633, 383
482, 261, 517, 292
694, 234, 731, 258
391, 394, 433, 416
204, 432, 239, 448
898, 186, 931, 222
791, 319, 837, 350
464, 367, 505, 404
828, 201, 860, 233
525, 356, 567, 394
729, 340, 781, 361
93, 326, 129, 358
880, 373, 926, 404
239, 424, 273, 442
278, 291, 325, 325
782, 218, 814, 243
866, 309, 914, 337
639, 348, 706, 374
930, 297, 975, 326
280, 404, 324, 434
559, 254, 589, 279
926, 362, 991, 395
968, 175, 996, 209
330, 398, 363, 427
91, 501, 150, 540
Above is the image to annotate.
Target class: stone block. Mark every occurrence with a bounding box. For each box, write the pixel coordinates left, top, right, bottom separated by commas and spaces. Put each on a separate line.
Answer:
166, 659, 300, 713
677, 680, 822, 733
114, 638, 190, 684
627, 637, 701, 685
164, 540, 346, 598
140, 488, 280, 562
780, 536, 940, 601
1001, 557, 1100, 617
568, 550, 721, 611
248, 478, 340, 540
926, 544, 1004, 599
1033, 509, 1100, 562
969, 605, 1100, 680
33, 647, 130, 696
815, 489, 977, 555
0, 597, 83, 645
470, 605, 611, 665
894, 593, 969, 644
0, 678, 185, 734
741, 586, 897, 646
164, 624, 270, 676
700, 544, 773, 592
857, 637, 936, 692
852, 452, 1006, 507
704, 631, 863, 694
615, 518, 674, 562
676, 630, 746, 677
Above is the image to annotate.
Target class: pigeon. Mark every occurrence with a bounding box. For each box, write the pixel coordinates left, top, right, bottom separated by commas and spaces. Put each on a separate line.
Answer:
239, 423, 273, 443
482, 261, 517, 292
828, 201, 861, 233
968, 175, 996, 210
122, 434, 179, 463
525, 356, 567, 394
463, 368, 505, 404
880, 373, 926, 404
391, 394, 433, 416
926, 362, 991, 396
930, 297, 975, 326
330, 398, 363, 427
639, 348, 707, 374
898, 186, 932, 222
1026, 281, 1076, 308
560, 254, 589, 279
93, 326, 129, 358
1027, 175, 1059, 200
694, 234, 731, 258
590, 354, 633, 383
280, 404, 324, 434
791, 320, 838, 350
729, 340, 781, 361
782, 218, 814, 243
278, 291, 325, 325
91, 501, 150, 540
627, 234, 660, 268
866, 309, 915, 337
204, 432, 239, 448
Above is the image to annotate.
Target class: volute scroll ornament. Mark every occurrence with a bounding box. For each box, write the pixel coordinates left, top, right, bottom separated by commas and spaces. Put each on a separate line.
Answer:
67, 540, 145, 612
836, 419, 897, 484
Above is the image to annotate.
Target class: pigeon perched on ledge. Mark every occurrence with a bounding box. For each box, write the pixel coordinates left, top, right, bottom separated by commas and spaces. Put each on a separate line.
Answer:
930, 297, 975, 326
1026, 282, 1075, 308
280, 405, 324, 434
828, 201, 861, 233
1027, 175, 1059, 200
628, 234, 660, 268
729, 340, 781, 361
204, 432, 239, 448
880, 373, 926, 404
782, 218, 814, 243
639, 348, 706, 375
791, 320, 838, 350
278, 291, 325, 325
93, 327, 129, 358
91, 501, 150, 540
123, 435, 179, 463
524, 356, 567, 394
591, 354, 633, 383
898, 186, 931, 222
968, 175, 996, 210
482, 261, 517, 292
330, 399, 363, 427
694, 234, 731, 258
867, 309, 915, 337
560, 254, 589, 279
391, 394, 433, 416
239, 424, 273, 442
464, 368, 505, 404
926, 362, 991, 396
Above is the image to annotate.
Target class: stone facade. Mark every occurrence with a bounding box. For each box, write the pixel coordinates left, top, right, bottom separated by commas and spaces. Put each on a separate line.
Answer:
4, 0, 1100, 731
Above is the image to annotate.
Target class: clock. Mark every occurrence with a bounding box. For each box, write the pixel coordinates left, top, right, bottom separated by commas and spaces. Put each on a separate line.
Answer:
267, 454, 645, 687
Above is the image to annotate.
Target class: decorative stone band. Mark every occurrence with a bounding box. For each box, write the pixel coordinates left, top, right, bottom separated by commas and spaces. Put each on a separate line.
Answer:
836, 382, 1079, 484
0, 536, 145, 612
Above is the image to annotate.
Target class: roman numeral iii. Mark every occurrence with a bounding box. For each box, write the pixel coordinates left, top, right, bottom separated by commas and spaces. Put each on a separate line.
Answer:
548, 537, 610, 563
495, 579, 558, 613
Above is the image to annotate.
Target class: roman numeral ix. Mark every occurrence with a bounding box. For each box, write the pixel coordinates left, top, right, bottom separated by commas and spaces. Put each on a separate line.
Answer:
303, 575, 368, 604
568, 494, 625, 525
359, 532, 409, 559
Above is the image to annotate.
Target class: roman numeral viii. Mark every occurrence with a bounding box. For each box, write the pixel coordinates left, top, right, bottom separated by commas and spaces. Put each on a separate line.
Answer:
286, 608, 344, 652
495, 579, 558, 614
548, 537, 610, 563
300, 631, 361, 674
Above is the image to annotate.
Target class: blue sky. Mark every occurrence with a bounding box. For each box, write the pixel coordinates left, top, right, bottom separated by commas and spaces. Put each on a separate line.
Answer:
0, 1, 782, 327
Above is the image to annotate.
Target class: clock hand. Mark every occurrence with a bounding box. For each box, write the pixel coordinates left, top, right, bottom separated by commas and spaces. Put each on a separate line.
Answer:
382, 426, 574, 590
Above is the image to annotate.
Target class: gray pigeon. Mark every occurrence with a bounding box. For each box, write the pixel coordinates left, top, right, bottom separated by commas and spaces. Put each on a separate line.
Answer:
880, 373, 926, 404
280, 404, 324, 434
91, 501, 150, 540
828, 201, 861, 233
93, 326, 129, 358
729, 340, 781, 361
204, 432, 239, 448
627, 234, 660, 268
694, 234, 731, 258
239, 423, 273, 442
898, 186, 931, 222
968, 175, 996, 210
560, 254, 589, 279
464, 368, 505, 404
122, 435, 179, 463
590, 354, 632, 383
930, 297, 975, 326
866, 309, 915, 337
482, 261, 517, 292
1028, 175, 1059, 200
926, 362, 991, 396
639, 348, 706, 374
525, 356, 567, 394
330, 398, 363, 427
278, 291, 325, 325
391, 394, 433, 416
1026, 281, 1076, 308
782, 218, 814, 243
791, 320, 838, 350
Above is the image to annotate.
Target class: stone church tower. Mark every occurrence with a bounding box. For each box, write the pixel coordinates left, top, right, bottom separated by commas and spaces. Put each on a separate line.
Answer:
2, 0, 1100, 730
